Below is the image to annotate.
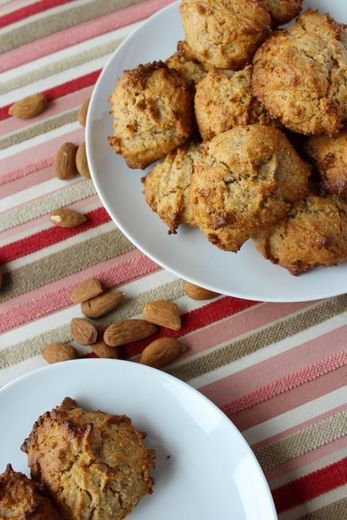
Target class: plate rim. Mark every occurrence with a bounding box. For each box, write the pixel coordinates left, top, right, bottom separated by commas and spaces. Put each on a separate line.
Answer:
0, 358, 277, 519
86, 0, 347, 303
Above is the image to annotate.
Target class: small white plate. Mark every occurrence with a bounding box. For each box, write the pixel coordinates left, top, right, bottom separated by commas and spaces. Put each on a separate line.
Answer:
0, 359, 277, 519
86, 0, 347, 302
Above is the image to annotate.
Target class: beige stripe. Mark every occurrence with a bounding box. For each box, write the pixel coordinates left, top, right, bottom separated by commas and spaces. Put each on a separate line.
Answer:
0, 110, 78, 150
0, 180, 96, 232
0, 0, 143, 53
169, 295, 347, 381
0, 279, 184, 368
0, 39, 121, 96
255, 410, 347, 471
0, 228, 134, 303
300, 498, 347, 520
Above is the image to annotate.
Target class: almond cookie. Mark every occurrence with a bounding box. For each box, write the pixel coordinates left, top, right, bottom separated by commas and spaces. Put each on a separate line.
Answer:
305, 128, 347, 198
166, 41, 207, 84
180, 0, 271, 70
143, 141, 201, 233
194, 65, 274, 141
22, 397, 155, 520
252, 10, 347, 136
260, 0, 303, 25
190, 125, 310, 252
0, 464, 62, 519
254, 195, 347, 275
109, 61, 194, 169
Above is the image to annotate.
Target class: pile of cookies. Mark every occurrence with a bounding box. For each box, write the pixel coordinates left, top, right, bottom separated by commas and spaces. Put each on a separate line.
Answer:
108, 0, 347, 276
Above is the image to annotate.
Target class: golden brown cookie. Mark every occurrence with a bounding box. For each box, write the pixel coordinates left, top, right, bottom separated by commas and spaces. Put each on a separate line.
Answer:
190, 125, 310, 252
143, 141, 201, 233
260, 0, 303, 25
108, 61, 194, 169
22, 397, 155, 520
194, 65, 274, 141
166, 41, 207, 84
180, 0, 271, 70
0, 464, 62, 520
305, 128, 347, 198
254, 195, 347, 275
252, 10, 347, 136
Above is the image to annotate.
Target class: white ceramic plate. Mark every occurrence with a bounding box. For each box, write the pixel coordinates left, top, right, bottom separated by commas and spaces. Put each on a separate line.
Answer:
0, 359, 277, 519
86, 0, 347, 302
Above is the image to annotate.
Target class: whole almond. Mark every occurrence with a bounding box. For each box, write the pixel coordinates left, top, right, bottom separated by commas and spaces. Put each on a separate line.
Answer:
41, 343, 78, 364
76, 142, 90, 178
143, 300, 181, 330
77, 98, 90, 127
91, 340, 119, 359
81, 291, 123, 318
184, 282, 219, 300
71, 278, 103, 304
9, 93, 48, 119
104, 320, 157, 347
54, 142, 77, 180
71, 317, 98, 345
140, 338, 187, 368
49, 208, 86, 228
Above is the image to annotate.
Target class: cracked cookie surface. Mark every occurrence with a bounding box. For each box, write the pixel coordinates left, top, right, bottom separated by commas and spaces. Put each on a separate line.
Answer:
22, 398, 155, 520
254, 195, 347, 274
109, 61, 194, 169
190, 125, 310, 252
252, 10, 347, 136
180, 0, 271, 70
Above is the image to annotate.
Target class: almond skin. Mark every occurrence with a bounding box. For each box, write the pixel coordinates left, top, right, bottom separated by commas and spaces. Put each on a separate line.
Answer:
76, 142, 90, 178
90, 340, 119, 359
140, 338, 187, 368
77, 98, 90, 127
104, 320, 157, 347
71, 317, 98, 345
41, 343, 78, 364
9, 93, 48, 119
53, 142, 78, 180
184, 282, 219, 300
143, 300, 181, 330
49, 208, 86, 228
81, 291, 123, 318
71, 278, 103, 304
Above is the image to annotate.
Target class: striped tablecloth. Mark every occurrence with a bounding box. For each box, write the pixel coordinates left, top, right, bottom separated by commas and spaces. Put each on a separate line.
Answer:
0, 1, 346, 518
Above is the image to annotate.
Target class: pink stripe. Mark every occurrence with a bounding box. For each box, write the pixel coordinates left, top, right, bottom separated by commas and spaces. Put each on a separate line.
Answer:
268, 437, 347, 482
0, 251, 159, 332
0, 0, 173, 73
0, 0, 33, 16
252, 404, 347, 450
0, 86, 92, 136
182, 300, 314, 355
1, 163, 54, 198
223, 351, 347, 416
200, 326, 347, 406
0, 127, 84, 184
0, 195, 100, 243
231, 367, 347, 432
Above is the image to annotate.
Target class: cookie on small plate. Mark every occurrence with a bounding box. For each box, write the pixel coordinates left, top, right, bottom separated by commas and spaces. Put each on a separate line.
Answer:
166, 41, 206, 85
22, 397, 155, 520
109, 61, 194, 169
260, 0, 303, 25
0, 464, 62, 519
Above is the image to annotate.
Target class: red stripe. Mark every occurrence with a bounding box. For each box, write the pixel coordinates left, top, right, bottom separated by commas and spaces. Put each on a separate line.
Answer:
0, 0, 72, 29
0, 69, 101, 121
121, 297, 259, 358
0, 207, 110, 263
272, 458, 347, 513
